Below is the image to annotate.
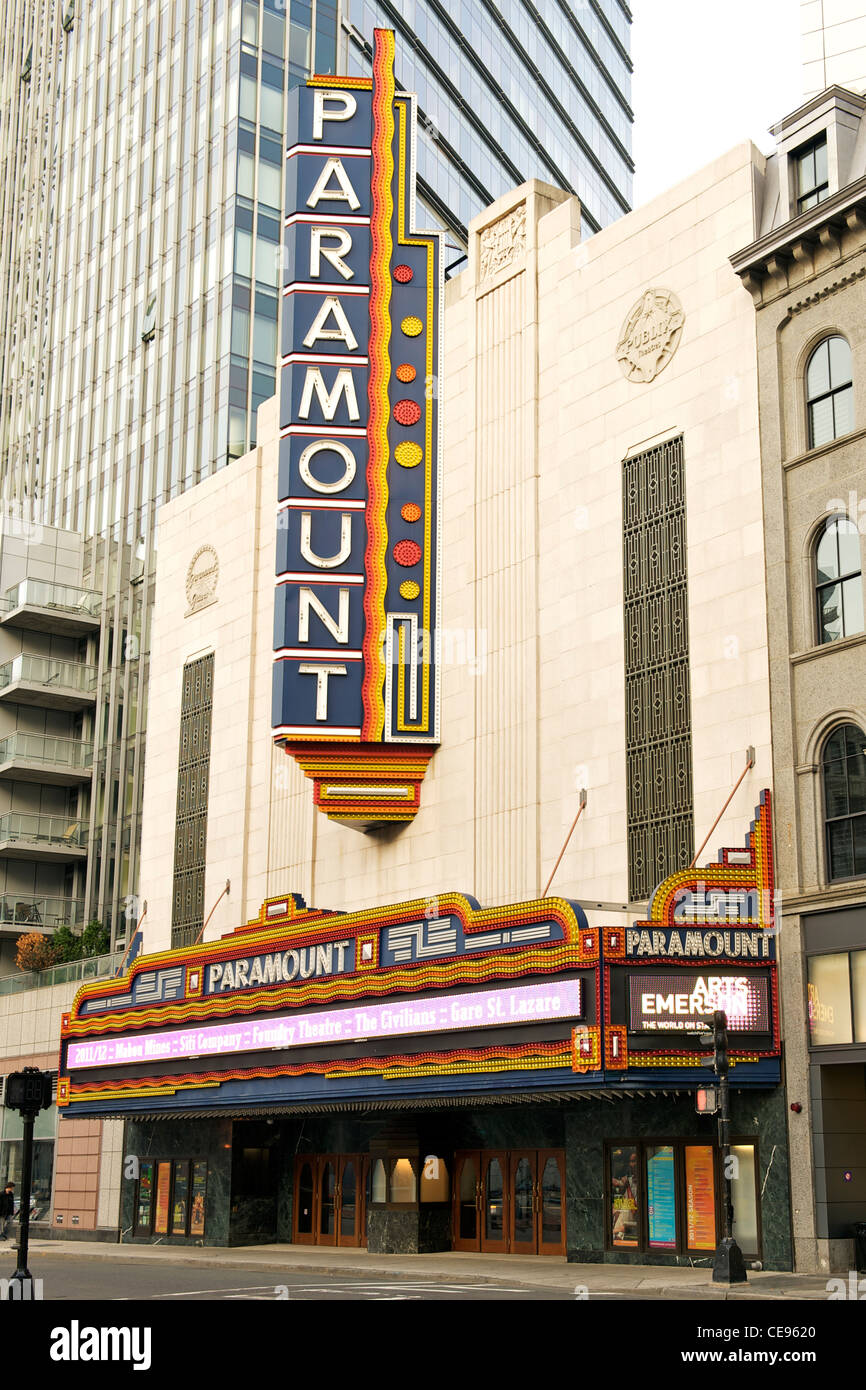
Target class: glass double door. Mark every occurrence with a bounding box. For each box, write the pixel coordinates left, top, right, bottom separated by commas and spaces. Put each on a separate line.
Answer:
453, 1149, 565, 1255
293, 1154, 366, 1247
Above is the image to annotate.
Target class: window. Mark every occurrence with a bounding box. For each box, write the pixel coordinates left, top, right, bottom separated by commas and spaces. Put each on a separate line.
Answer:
606, 1139, 760, 1258
822, 724, 866, 881
806, 337, 853, 448
815, 516, 863, 644
623, 436, 693, 899
140, 293, 157, 343
795, 135, 829, 213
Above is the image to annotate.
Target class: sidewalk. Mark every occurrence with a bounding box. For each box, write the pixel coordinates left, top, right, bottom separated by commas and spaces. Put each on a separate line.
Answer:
6, 1236, 839, 1299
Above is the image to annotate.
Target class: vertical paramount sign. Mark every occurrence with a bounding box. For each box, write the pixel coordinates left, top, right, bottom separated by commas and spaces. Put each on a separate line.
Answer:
273, 30, 442, 827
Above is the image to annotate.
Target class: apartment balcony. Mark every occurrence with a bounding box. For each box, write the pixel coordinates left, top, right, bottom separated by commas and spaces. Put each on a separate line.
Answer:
0, 655, 97, 710
0, 948, 125, 996
0, 579, 101, 635
0, 895, 86, 935
0, 733, 93, 786
0, 813, 87, 862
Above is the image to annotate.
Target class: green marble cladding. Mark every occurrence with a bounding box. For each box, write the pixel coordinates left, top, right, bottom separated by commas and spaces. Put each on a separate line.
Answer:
566, 1088, 792, 1271
120, 1117, 233, 1246
120, 1092, 792, 1265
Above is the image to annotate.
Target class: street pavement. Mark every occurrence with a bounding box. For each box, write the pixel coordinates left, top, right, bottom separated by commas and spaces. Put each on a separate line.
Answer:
0, 1236, 845, 1301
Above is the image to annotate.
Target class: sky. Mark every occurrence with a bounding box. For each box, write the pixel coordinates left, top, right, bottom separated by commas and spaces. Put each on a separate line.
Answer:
631, 0, 805, 206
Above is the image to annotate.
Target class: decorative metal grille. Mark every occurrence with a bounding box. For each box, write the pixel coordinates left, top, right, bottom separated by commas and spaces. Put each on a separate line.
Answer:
171, 654, 213, 948
623, 436, 693, 900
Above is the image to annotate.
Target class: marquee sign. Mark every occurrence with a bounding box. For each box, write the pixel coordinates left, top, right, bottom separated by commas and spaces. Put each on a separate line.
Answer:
56, 798, 780, 1115
58, 892, 599, 1114
603, 792, 779, 1069
273, 29, 443, 826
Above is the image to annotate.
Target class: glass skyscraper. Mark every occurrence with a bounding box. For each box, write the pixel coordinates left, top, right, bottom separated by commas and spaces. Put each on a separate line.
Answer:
343, 0, 633, 240
0, 1, 631, 946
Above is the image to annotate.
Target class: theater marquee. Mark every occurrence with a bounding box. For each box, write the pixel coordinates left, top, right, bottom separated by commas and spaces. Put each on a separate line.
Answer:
57, 797, 779, 1116
272, 29, 443, 826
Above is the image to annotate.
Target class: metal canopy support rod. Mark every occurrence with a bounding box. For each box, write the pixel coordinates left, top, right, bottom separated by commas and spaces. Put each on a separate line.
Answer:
541, 789, 587, 899
194, 880, 231, 947
688, 747, 755, 869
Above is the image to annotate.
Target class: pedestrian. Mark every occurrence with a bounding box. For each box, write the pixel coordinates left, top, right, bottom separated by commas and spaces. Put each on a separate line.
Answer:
0, 1182, 15, 1240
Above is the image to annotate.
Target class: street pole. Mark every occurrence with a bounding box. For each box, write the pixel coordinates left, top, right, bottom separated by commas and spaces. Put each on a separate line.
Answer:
9, 1109, 34, 1294
711, 1009, 747, 1284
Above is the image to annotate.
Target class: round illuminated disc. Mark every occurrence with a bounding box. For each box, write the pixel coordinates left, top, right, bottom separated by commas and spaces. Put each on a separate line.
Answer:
393, 539, 422, 567
399, 580, 421, 599
401, 315, 423, 337
401, 502, 422, 522
396, 362, 416, 383
393, 264, 414, 283
393, 399, 421, 426
395, 441, 423, 468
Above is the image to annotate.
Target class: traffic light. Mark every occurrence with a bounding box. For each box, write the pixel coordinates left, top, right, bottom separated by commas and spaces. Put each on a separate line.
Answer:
712, 1010, 729, 1077
4, 1069, 52, 1114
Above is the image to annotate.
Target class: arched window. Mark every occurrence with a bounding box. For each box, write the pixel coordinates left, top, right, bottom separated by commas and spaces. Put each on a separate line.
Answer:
822, 724, 866, 881
815, 516, 864, 644
807, 337, 853, 448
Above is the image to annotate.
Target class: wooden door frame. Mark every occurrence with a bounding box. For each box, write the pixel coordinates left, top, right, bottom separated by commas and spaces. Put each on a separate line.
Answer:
336, 1154, 363, 1248
452, 1149, 481, 1252
479, 1150, 509, 1255
316, 1154, 338, 1247
537, 1148, 566, 1256
507, 1151, 538, 1255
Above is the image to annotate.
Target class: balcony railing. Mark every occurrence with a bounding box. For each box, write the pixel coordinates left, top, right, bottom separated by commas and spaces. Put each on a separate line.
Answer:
0, 812, 85, 847
1, 579, 100, 618
0, 950, 125, 996
0, 654, 98, 694
0, 733, 93, 770
0, 896, 86, 928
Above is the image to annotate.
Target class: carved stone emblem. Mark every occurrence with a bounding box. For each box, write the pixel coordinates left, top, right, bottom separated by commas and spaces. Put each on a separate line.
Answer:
616, 288, 685, 383
185, 544, 219, 616
479, 203, 527, 282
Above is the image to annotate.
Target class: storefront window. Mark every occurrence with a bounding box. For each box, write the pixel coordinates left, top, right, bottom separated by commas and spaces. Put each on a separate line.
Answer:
684, 1145, 717, 1251
154, 1162, 171, 1234
646, 1144, 677, 1250
136, 1161, 154, 1233
371, 1159, 387, 1203
609, 1145, 640, 1247
808, 953, 854, 1045
389, 1157, 417, 1203
607, 1140, 761, 1259
853, 951, 866, 1042
420, 1155, 449, 1202
0, 1096, 56, 1219
137, 1158, 208, 1239
731, 1145, 758, 1254
172, 1161, 190, 1234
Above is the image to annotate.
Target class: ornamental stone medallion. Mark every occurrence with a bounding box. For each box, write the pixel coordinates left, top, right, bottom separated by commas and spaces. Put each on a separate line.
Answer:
616, 287, 685, 383
479, 202, 527, 282
185, 544, 219, 616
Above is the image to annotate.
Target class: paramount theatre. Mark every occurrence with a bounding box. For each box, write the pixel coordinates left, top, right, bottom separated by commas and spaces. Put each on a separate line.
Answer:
57, 33, 794, 1266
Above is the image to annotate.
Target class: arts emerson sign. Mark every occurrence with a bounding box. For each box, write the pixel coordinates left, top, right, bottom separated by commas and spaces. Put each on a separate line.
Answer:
272, 29, 443, 829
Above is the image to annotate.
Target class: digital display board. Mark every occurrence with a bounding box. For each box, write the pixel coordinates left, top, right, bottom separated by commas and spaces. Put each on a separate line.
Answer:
66, 979, 584, 1070
628, 973, 769, 1033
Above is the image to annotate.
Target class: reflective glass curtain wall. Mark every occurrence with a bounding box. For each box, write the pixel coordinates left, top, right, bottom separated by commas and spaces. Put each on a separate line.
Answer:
341, 0, 634, 243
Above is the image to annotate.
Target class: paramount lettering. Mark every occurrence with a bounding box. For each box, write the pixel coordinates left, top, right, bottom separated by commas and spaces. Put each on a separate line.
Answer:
624, 929, 771, 959
206, 941, 353, 994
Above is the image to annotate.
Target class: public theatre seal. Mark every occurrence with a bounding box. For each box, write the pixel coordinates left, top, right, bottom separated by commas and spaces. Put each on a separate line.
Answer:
616, 287, 685, 383
185, 544, 219, 616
